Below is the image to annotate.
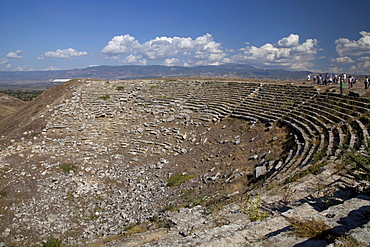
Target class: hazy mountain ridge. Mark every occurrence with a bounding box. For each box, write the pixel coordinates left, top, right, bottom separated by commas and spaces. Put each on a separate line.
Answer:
0, 64, 309, 86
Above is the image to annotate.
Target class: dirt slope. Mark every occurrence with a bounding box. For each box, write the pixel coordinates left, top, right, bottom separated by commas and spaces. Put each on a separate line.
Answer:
0, 93, 26, 119
0, 79, 84, 143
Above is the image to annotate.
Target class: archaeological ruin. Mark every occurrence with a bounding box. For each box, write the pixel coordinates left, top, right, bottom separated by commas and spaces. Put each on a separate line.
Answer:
0, 79, 369, 246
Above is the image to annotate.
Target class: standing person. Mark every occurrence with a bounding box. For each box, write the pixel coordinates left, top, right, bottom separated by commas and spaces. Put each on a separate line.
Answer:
340, 76, 345, 94
318, 74, 322, 85
329, 75, 333, 84
307, 74, 311, 81
334, 73, 338, 83
348, 75, 353, 88
313, 74, 317, 84
324, 73, 329, 85
365, 76, 369, 89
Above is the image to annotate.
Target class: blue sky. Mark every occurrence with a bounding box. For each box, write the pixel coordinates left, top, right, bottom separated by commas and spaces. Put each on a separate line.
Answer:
1, 0, 370, 74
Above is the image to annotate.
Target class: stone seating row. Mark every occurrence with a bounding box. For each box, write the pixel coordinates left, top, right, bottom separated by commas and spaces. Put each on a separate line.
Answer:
307, 94, 369, 148
321, 92, 370, 106
281, 113, 326, 171
263, 92, 368, 184
175, 83, 324, 180
200, 84, 366, 185
182, 82, 260, 121
296, 108, 338, 156
51, 80, 368, 186
257, 84, 318, 97
302, 103, 354, 138
316, 96, 369, 115
118, 81, 368, 186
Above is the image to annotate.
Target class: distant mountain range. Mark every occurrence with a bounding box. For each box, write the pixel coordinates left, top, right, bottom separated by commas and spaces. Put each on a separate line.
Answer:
0, 64, 310, 87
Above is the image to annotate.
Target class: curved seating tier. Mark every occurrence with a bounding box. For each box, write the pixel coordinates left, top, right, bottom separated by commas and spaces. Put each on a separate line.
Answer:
130, 81, 369, 183
62, 80, 369, 186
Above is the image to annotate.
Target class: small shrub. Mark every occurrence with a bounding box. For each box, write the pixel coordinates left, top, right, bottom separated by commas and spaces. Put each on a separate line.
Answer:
282, 184, 296, 204
124, 224, 146, 235
127, 225, 146, 234
31, 132, 40, 137
339, 139, 370, 182
89, 214, 99, 221
60, 164, 77, 174
227, 117, 237, 125
157, 219, 175, 229
41, 235, 63, 247
291, 218, 329, 238
187, 197, 204, 208
0, 190, 7, 198
312, 149, 327, 164
333, 235, 364, 247
167, 173, 195, 187
116, 86, 125, 91
312, 183, 337, 207
182, 189, 194, 197
98, 94, 110, 100
162, 204, 175, 211
149, 215, 159, 222
241, 195, 268, 222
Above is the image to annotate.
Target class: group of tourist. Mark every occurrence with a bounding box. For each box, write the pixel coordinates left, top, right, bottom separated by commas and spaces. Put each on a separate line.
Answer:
307, 73, 369, 94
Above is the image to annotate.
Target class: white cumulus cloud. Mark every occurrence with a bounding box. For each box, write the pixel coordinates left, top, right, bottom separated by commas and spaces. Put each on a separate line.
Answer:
101, 34, 140, 59
38, 48, 88, 60
122, 54, 140, 64
13, 66, 34, 71
164, 58, 181, 66
0, 59, 11, 71
349, 60, 370, 74
101, 33, 227, 66
228, 34, 318, 70
276, 34, 299, 48
335, 31, 370, 56
0, 59, 9, 65
358, 56, 370, 61
331, 56, 355, 63
332, 31, 370, 74
41, 66, 61, 71
6, 50, 23, 58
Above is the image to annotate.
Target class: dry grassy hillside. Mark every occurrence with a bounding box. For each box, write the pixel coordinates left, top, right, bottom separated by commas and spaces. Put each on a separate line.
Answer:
0, 79, 88, 142
0, 93, 26, 119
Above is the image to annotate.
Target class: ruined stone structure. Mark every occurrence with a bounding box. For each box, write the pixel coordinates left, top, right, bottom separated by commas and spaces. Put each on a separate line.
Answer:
0, 79, 369, 246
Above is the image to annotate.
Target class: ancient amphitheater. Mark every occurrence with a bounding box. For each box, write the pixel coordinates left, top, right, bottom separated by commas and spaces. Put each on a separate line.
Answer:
0, 79, 369, 246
